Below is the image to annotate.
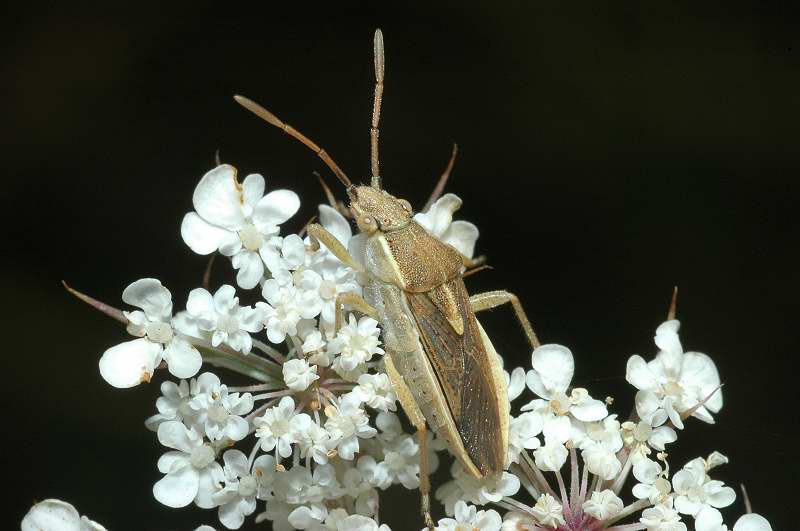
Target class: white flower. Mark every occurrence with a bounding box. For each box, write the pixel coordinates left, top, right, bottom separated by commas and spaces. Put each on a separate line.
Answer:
632, 457, 673, 504
186, 285, 263, 354
500, 512, 537, 530
189, 372, 254, 441
381, 434, 420, 489
531, 493, 565, 528
258, 279, 322, 343
301, 266, 362, 330
507, 411, 542, 464
263, 233, 307, 275
145, 379, 194, 430
524, 344, 608, 422
254, 396, 298, 458
505, 367, 527, 402
100, 279, 201, 387
672, 455, 736, 531
21, 499, 106, 531
476, 471, 521, 504
282, 358, 319, 391
433, 500, 502, 531
582, 489, 624, 520
290, 413, 333, 465
181, 165, 300, 289
627, 391, 679, 451
212, 450, 262, 529
153, 421, 224, 509
414, 193, 479, 259
328, 512, 391, 531
353, 373, 397, 412
328, 315, 384, 374
325, 392, 377, 460
533, 440, 569, 472
626, 320, 722, 429
640, 498, 687, 531
732, 514, 773, 531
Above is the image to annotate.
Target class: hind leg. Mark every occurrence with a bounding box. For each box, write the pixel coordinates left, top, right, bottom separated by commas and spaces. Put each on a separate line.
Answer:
384, 354, 435, 530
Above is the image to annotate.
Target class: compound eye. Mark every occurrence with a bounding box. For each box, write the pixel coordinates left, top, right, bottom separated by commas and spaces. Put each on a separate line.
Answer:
398, 199, 413, 214
357, 215, 379, 233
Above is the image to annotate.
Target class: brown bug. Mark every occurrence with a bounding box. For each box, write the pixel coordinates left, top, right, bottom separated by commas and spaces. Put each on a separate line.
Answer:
234, 29, 539, 529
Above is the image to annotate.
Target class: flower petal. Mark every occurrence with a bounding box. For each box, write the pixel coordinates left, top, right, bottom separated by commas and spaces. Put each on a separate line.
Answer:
734, 514, 773, 531
444, 220, 478, 259
319, 204, 352, 244
153, 463, 199, 508
242, 173, 265, 210
193, 164, 245, 230
157, 420, 198, 453
99, 338, 162, 388
232, 251, 265, 290
162, 337, 202, 379
181, 212, 232, 255
22, 499, 81, 531
570, 397, 608, 422
507, 367, 526, 401
187, 288, 216, 324
254, 189, 300, 227
122, 278, 172, 319
626, 355, 658, 391
529, 344, 574, 397
414, 193, 462, 237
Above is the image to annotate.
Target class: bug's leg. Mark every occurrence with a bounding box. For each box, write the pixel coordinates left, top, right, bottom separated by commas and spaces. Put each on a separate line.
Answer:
423, 143, 458, 212
469, 290, 540, 349
462, 254, 487, 271
384, 355, 435, 530
334, 292, 378, 332
306, 223, 363, 272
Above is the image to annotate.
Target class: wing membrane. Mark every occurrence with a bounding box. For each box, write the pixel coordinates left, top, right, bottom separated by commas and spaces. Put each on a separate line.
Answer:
407, 278, 504, 476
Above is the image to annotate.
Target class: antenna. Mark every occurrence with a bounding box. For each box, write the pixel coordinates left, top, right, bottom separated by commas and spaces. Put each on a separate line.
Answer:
371, 29, 385, 188
233, 94, 354, 190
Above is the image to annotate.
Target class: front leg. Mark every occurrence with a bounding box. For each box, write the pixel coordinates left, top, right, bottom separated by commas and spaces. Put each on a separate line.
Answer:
469, 290, 540, 349
334, 292, 378, 333
307, 223, 363, 272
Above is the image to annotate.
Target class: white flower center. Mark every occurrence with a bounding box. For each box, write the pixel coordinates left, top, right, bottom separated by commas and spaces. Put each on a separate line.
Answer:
217, 314, 240, 334
238, 475, 258, 497
663, 381, 683, 398
178, 399, 194, 417
319, 280, 338, 300
239, 223, 263, 251
687, 484, 706, 502
146, 321, 173, 343
385, 451, 405, 470
270, 419, 290, 437
654, 477, 672, 498
633, 421, 652, 442
190, 444, 216, 469
208, 403, 229, 423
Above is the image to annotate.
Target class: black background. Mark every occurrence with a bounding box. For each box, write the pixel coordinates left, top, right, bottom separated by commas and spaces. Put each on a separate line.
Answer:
4, 2, 798, 529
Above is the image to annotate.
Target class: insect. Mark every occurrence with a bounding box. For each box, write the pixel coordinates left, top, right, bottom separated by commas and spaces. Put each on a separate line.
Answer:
234, 29, 540, 529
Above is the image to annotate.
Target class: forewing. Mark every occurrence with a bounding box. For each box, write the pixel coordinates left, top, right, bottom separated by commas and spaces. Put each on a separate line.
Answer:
407, 279, 504, 476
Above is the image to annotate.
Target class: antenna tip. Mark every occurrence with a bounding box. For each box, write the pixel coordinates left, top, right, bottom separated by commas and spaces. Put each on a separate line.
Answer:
233, 94, 284, 128
373, 29, 385, 82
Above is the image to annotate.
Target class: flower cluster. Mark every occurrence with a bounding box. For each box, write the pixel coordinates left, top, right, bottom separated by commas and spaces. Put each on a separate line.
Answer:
432, 318, 771, 531
47, 163, 774, 531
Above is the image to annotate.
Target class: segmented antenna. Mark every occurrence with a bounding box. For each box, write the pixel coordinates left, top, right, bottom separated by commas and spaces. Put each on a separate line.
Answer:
371, 29, 385, 189
233, 94, 354, 189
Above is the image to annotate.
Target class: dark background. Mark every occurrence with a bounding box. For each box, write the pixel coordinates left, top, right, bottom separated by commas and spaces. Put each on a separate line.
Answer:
4, 2, 798, 529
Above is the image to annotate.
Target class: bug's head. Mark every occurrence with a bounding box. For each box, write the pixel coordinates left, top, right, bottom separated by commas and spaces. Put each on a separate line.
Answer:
347, 184, 412, 234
